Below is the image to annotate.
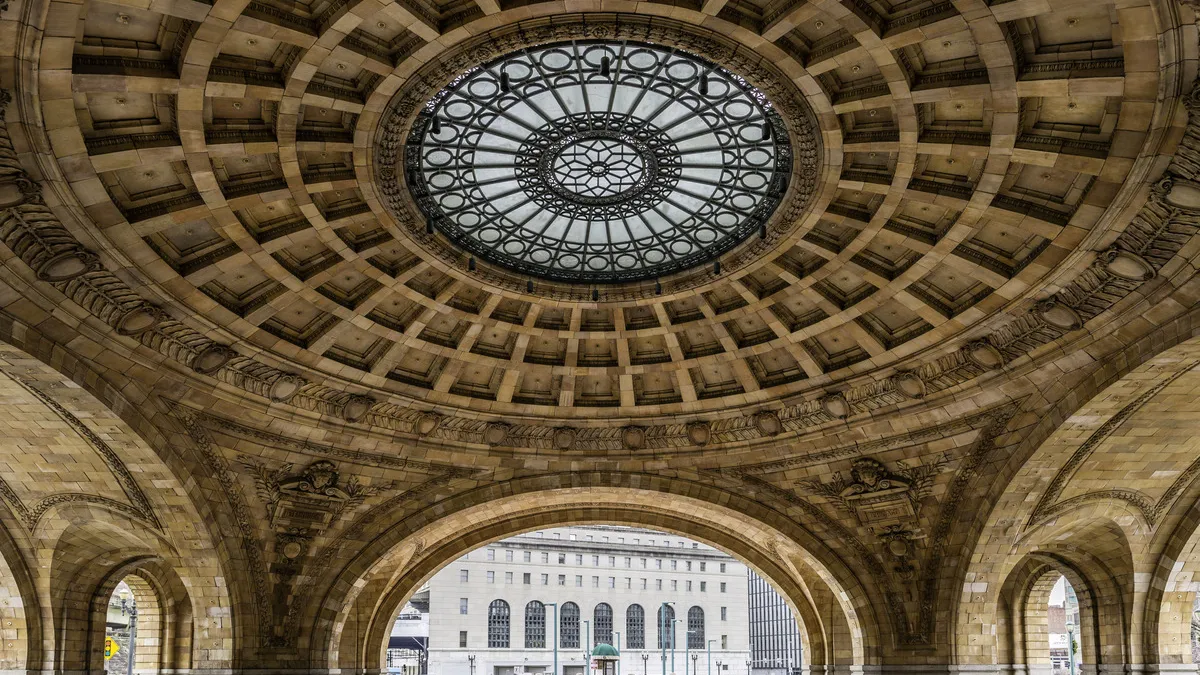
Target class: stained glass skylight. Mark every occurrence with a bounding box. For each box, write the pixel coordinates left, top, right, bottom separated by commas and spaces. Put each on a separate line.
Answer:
404, 40, 792, 283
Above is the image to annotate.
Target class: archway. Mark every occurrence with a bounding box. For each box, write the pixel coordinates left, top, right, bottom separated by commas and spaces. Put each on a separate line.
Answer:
310, 484, 876, 675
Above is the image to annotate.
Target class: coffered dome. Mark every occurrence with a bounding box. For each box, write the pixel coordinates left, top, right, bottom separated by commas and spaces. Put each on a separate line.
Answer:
5, 0, 1191, 444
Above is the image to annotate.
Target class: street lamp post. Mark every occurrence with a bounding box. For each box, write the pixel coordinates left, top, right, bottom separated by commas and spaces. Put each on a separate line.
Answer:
692, 653, 699, 675
659, 603, 673, 675
682, 625, 690, 675
544, 603, 559, 675
672, 619, 682, 675
585, 620, 591, 659
642, 654, 649, 675
707, 640, 715, 675
615, 632, 622, 675
716, 660, 722, 675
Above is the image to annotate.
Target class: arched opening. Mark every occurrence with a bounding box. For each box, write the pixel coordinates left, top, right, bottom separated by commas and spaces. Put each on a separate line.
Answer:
103, 580, 139, 674
1045, 576, 1081, 675
363, 525, 814, 675
317, 483, 866, 675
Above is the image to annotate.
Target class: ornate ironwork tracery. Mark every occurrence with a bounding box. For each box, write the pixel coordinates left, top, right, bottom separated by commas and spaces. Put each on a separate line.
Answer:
404, 40, 792, 283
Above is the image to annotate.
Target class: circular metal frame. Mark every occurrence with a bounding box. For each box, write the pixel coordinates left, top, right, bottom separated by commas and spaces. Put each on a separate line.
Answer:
401, 39, 793, 283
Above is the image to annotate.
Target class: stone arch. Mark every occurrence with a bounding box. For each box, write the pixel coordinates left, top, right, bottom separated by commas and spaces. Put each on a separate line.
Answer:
993, 516, 1136, 675
1141, 475, 1200, 667
0, 324, 242, 663
46, 517, 194, 675
0, 520, 39, 673
307, 480, 878, 674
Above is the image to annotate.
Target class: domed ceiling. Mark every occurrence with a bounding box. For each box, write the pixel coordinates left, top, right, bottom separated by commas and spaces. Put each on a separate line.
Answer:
1, 0, 1187, 448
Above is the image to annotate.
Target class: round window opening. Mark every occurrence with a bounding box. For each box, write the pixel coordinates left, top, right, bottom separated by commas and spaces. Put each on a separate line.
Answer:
403, 40, 793, 283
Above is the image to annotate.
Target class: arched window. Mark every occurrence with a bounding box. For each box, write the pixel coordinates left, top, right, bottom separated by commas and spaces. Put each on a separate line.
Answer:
562, 602, 580, 648
657, 604, 676, 649
488, 600, 510, 648
525, 601, 546, 648
687, 606, 704, 648
627, 604, 646, 649
594, 603, 614, 645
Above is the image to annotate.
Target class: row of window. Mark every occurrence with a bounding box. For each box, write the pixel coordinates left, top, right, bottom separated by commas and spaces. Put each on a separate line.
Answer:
484, 601, 716, 650
474, 570, 728, 593
460, 599, 729, 622
484, 550, 728, 573
523, 533, 702, 549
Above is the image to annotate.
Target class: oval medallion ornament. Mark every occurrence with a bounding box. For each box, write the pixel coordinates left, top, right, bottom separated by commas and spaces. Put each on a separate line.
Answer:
403, 40, 792, 283
1101, 247, 1155, 282
116, 304, 166, 336
553, 427, 577, 450
1034, 299, 1082, 331
753, 411, 783, 436
192, 344, 235, 374
485, 422, 510, 446
415, 412, 443, 436
36, 247, 100, 282
269, 374, 305, 403
892, 371, 926, 400
341, 395, 375, 422
965, 340, 1004, 370
622, 426, 646, 450
821, 393, 850, 419
686, 421, 711, 446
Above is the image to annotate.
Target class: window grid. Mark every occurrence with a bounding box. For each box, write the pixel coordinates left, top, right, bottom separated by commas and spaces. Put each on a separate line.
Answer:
525, 601, 546, 648
594, 603, 614, 645
687, 606, 705, 649
627, 604, 646, 649
561, 602, 581, 649
488, 600, 510, 648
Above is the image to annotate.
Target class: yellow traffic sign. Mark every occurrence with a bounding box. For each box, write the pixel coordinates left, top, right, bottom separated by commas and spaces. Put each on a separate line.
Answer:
104, 637, 119, 660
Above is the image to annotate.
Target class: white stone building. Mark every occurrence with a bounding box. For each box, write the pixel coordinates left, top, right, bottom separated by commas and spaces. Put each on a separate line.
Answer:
426, 526, 751, 675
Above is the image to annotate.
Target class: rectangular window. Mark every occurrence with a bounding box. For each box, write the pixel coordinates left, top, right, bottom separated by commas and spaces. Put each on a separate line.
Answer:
701, 581, 707, 592
721, 635, 727, 649
576, 575, 583, 587
641, 578, 647, 590
587, 535, 593, 541
656, 579, 662, 590
541, 574, 548, 585
720, 607, 727, 621
608, 556, 615, 566
554, 533, 561, 539
505, 550, 514, 562
542, 552, 550, 563
523, 573, 531, 584
487, 549, 495, 561
505, 572, 513, 584
671, 560, 678, 570
625, 557, 631, 568
671, 580, 677, 591
592, 576, 599, 587
576, 554, 583, 565
558, 575, 566, 586
656, 559, 663, 569
524, 551, 531, 562
487, 571, 495, 583
460, 570, 469, 583
460, 598, 468, 614
608, 577, 615, 588
625, 577, 632, 589
559, 554, 566, 564
686, 581, 692, 591
641, 558, 647, 568
700, 562, 706, 572
570, 534, 577, 541
720, 582, 727, 593
649, 539, 655, 546
459, 631, 467, 648
686, 561, 692, 571
720, 563, 726, 573
592, 555, 600, 566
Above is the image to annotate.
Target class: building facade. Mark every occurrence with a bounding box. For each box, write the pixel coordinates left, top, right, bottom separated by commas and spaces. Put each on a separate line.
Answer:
747, 572, 802, 675
427, 527, 751, 675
